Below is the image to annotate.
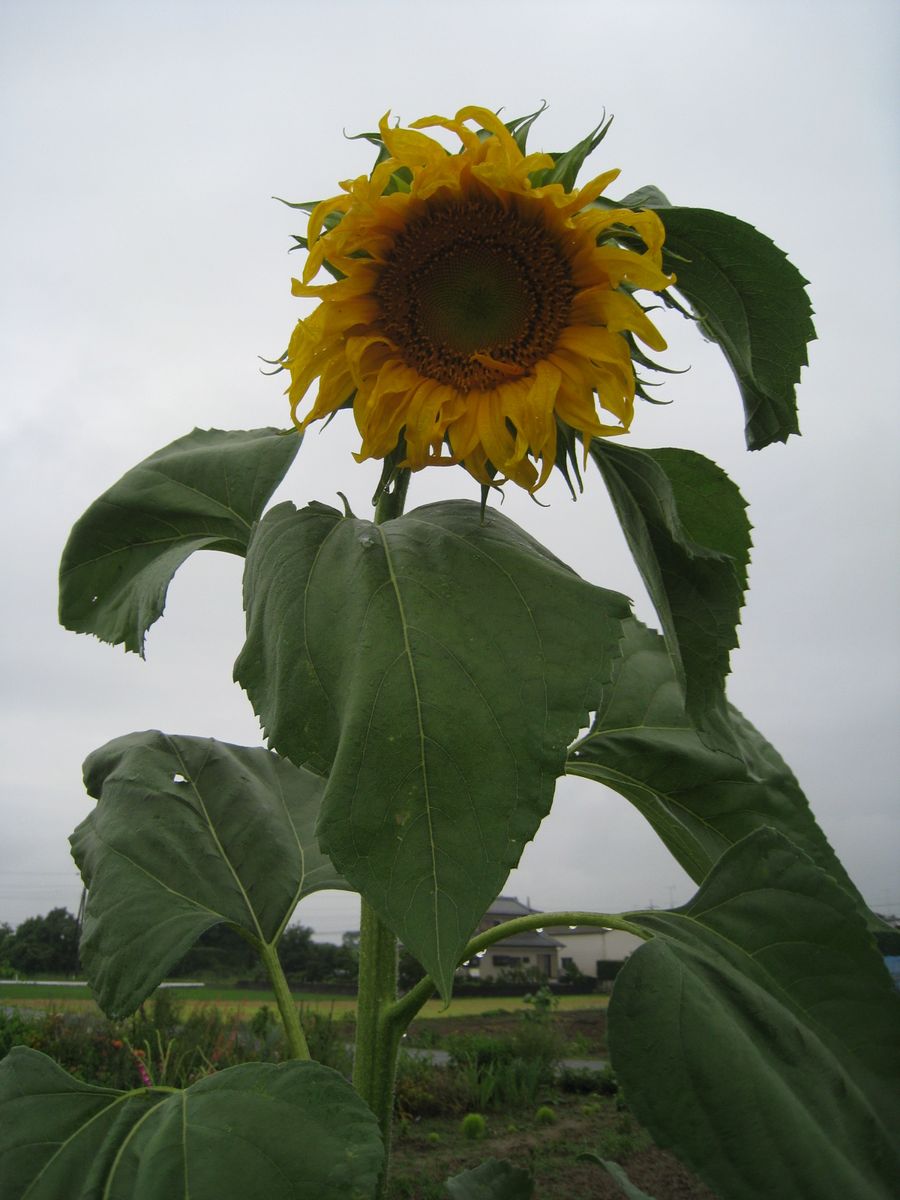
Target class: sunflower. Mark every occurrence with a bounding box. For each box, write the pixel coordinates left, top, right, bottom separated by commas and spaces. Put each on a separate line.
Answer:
285, 106, 673, 491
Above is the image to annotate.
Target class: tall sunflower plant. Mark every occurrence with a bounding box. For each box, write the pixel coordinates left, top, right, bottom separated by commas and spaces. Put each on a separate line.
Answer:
3, 106, 897, 1200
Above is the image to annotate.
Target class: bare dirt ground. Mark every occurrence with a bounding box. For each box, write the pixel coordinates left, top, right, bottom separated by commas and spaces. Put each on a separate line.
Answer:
393, 1008, 717, 1199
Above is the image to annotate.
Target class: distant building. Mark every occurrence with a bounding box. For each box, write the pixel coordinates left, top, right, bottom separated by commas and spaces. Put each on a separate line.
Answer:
543, 923, 643, 978
465, 896, 562, 980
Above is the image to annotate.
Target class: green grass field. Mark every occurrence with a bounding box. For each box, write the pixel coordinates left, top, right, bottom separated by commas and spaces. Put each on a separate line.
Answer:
0, 982, 607, 1018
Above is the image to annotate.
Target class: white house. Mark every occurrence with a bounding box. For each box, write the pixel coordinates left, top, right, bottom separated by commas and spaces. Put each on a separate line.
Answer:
465, 896, 563, 980
543, 923, 643, 978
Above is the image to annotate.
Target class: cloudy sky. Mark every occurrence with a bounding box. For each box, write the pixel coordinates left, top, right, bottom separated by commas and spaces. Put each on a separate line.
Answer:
2, 0, 898, 945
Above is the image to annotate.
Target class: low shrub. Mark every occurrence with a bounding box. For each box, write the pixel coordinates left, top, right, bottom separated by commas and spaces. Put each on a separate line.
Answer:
460, 1112, 487, 1140
394, 1057, 473, 1119
558, 1064, 618, 1096
445, 1032, 516, 1070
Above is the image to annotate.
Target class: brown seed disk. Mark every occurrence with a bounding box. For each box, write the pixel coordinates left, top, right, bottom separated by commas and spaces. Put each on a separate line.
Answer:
373, 193, 575, 392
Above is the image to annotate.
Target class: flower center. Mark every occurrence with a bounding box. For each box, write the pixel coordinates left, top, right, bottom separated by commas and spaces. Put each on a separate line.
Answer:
374, 194, 575, 392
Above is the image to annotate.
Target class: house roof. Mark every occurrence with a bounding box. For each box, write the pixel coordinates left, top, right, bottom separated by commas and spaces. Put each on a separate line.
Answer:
543, 924, 614, 936
484, 895, 538, 918
492, 930, 564, 949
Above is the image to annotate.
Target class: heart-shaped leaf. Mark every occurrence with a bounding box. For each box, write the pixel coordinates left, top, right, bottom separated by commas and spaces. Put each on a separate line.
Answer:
610, 828, 900, 1200
591, 442, 750, 742
568, 620, 872, 924
71, 732, 349, 1017
59, 426, 301, 654
0, 1050, 382, 1200
235, 499, 630, 998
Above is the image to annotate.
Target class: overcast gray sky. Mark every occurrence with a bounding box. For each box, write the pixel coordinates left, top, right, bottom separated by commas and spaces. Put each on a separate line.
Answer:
2, 0, 898, 943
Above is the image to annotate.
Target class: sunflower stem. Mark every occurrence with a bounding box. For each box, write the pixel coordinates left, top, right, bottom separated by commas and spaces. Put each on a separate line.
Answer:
353, 901, 399, 1198
356, 471, 408, 1196
259, 941, 311, 1061
373, 467, 411, 524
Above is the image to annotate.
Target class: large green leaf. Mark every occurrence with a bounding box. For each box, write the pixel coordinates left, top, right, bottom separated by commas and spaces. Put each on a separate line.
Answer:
658, 206, 816, 450
591, 442, 750, 741
609, 828, 900, 1200
567, 619, 872, 923
59, 426, 301, 654
71, 732, 349, 1017
445, 1157, 534, 1199
235, 499, 630, 999
0, 1049, 382, 1200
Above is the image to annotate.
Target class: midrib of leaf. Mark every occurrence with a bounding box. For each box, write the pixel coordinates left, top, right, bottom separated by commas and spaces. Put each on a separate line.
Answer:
654, 915, 894, 1152
181, 1090, 190, 1200
60, 532, 229, 574
408, 513, 552, 754
671, 234, 753, 362
142, 466, 254, 531
271, 770, 307, 944
168, 737, 267, 946
300, 517, 342, 726
650, 899, 860, 1041
568, 761, 720, 877
101, 1091, 173, 1200
376, 528, 441, 967
91, 831, 225, 919
567, 756, 724, 840
18, 1089, 150, 1200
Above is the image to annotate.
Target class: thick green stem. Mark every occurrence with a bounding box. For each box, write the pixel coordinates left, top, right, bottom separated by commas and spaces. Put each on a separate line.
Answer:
353, 901, 399, 1196
259, 941, 310, 1060
357, 469, 408, 1194
373, 467, 411, 524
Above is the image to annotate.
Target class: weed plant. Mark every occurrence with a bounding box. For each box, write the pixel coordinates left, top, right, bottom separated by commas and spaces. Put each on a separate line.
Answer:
0, 994, 354, 1088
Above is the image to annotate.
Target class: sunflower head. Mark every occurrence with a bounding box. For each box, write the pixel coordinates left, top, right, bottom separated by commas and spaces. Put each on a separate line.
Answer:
285, 105, 674, 492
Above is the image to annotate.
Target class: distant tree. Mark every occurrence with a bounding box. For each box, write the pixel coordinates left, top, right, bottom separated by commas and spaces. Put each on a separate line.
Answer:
341, 930, 360, 959
8, 908, 80, 976
279, 926, 358, 984
398, 947, 426, 990
170, 923, 258, 978
0, 922, 14, 973
875, 929, 900, 955
278, 924, 316, 976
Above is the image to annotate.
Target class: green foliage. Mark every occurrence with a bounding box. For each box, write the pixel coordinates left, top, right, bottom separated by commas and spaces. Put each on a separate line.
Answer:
58, 427, 301, 654
609, 828, 900, 1200
534, 1105, 556, 1125
3, 908, 80, 976
445, 1026, 557, 1114
460, 1112, 487, 1141
521, 986, 559, 1023
568, 619, 875, 924
558, 1065, 618, 1097
235, 499, 630, 1000
658, 206, 816, 450
394, 1056, 474, 1120
1, 995, 355, 1092
71, 732, 349, 1017
590, 442, 750, 746
0, 1011, 30, 1062
444, 1157, 534, 1200
0, 1048, 383, 1200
